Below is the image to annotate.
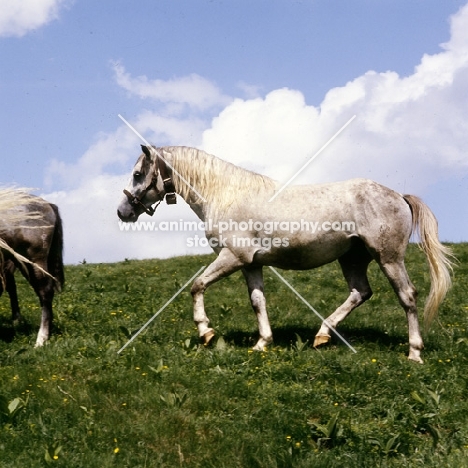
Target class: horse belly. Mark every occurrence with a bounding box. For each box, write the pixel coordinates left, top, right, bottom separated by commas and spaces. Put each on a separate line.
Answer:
253, 232, 354, 270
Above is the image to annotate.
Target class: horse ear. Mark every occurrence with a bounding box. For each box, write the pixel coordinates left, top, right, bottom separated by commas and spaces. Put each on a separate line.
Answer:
141, 145, 151, 159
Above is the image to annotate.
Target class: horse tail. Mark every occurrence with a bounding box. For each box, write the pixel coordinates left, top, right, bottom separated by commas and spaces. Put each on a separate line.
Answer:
48, 203, 65, 292
403, 194, 454, 330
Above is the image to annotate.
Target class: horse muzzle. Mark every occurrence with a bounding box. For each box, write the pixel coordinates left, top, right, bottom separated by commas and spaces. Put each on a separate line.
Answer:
117, 207, 138, 223
117, 196, 142, 222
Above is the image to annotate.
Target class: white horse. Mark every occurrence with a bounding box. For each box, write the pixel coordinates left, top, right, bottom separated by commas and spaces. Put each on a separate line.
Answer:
118, 145, 453, 363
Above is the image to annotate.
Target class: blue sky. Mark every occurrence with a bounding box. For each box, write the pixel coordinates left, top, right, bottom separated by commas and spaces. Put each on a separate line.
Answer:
1, 0, 467, 264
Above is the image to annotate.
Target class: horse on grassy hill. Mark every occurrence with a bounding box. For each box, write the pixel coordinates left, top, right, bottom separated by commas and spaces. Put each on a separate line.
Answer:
117, 145, 453, 363
0, 189, 64, 347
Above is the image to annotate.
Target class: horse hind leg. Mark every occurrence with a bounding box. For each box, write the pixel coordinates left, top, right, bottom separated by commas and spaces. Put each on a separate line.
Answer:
242, 266, 273, 351
314, 246, 373, 348
379, 261, 422, 363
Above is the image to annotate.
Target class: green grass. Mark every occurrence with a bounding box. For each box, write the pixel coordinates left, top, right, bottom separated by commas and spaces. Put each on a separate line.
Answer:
1, 244, 467, 467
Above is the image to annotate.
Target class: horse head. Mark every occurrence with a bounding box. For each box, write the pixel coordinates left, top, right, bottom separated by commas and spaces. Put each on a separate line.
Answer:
117, 145, 176, 222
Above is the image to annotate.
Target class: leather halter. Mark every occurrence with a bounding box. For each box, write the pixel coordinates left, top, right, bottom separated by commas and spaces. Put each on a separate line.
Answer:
123, 153, 177, 216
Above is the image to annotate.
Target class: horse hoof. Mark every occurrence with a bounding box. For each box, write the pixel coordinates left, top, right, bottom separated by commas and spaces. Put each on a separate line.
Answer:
34, 333, 49, 348
252, 343, 266, 352
313, 334, 331, 348
203, 329, 215, 346
408, 355, 424, 364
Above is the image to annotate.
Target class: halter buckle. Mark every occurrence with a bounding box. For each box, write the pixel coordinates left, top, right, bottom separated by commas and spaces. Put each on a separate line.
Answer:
165, 193, 177, 205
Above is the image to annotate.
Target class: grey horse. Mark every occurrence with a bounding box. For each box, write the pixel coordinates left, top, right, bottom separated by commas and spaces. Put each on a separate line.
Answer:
0, 189, 64, 346
118, 145, 453, 363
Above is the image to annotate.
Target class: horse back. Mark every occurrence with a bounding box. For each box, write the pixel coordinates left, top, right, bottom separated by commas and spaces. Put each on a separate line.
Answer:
0, 197, 65, 290
225, 178, 413, 268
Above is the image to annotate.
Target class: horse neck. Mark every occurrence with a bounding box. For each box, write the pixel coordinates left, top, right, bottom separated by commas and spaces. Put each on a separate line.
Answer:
163, 146, 277, 222
163, 147, 213, 220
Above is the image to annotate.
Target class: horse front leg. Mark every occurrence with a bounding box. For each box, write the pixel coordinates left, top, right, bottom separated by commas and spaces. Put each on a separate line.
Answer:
4, 263, 22, 323
242, 266, 273, 350
30, 267, 56, 347
191, 248, 244, 345
35, 298, 53, 347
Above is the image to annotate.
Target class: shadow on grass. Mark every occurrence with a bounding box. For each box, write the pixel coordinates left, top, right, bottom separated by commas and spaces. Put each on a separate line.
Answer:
0, 320, 36, 343
0, 324, 16, 343
0, 318, 38, 343
0, 319, 63, 344
223, 324, 407, 350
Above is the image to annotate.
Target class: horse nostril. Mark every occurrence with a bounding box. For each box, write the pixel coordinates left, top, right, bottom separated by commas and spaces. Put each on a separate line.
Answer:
118, 209, 136, 221
117, 209, 129, 220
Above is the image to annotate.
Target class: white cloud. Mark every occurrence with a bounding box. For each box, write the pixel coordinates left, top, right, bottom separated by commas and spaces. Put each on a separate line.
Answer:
202, 4, 468, 194
112, 62, 232, 113
45, 127, 134, 190
0, 0, 70, 37
202, 89, 323, 178
130, 110, 207, 148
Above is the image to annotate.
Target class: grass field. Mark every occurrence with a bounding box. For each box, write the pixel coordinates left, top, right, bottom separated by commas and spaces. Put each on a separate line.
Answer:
0, 243, 467, 467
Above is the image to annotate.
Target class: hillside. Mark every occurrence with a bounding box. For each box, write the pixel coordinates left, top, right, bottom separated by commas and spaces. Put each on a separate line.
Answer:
1, 243, 467, 467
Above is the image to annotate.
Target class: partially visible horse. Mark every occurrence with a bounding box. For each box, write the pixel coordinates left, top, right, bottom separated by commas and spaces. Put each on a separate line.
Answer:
117, 145, 453, 363
0, 189, 64, 347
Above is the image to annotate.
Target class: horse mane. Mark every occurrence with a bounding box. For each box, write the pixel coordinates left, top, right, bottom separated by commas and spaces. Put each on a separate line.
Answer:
161, 146, 277, 216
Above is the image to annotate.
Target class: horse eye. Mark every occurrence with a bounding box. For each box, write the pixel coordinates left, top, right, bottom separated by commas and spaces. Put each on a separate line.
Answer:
133, 171, 142, 178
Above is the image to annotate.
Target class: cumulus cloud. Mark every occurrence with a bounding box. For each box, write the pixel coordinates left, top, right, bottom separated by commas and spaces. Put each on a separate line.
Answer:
112, 62, 232, 113
202, 4, 468, 194
45, 127, 134, 190
0, 0, 70, 37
